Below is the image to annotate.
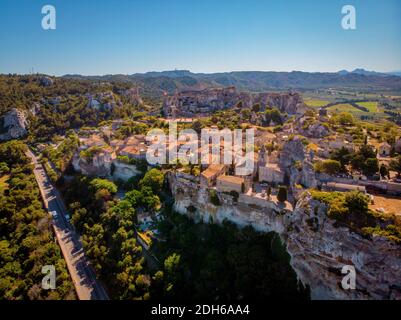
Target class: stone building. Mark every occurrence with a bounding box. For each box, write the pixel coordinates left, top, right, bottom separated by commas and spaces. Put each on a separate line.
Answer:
200, 164, 226, 188
378, 142, 391, 157
216, 175, 245, 194
257, 145, 284, 184
119, 145, 147, 160
259, 163, 285, 184
79, 134, 107, 150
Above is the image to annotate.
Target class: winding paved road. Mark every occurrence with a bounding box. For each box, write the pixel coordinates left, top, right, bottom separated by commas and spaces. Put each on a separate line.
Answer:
26, 149, 109, 300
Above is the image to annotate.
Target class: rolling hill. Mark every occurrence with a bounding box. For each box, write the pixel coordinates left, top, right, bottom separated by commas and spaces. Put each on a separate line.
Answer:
63, 70, 401, 97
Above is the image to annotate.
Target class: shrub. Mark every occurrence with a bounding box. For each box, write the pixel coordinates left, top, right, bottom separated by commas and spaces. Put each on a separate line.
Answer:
314, 160, 341, 175
362, 225, 401, 245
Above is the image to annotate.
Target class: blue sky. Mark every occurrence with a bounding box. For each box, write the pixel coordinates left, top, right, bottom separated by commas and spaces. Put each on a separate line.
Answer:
0, 0, 400, 75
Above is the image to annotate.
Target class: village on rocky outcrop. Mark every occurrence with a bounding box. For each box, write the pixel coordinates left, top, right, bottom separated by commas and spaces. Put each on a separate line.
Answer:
1, 73, 401, 301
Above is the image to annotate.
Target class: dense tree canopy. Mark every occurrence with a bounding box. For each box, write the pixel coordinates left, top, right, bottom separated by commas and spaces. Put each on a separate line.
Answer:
0, 141, 75, 300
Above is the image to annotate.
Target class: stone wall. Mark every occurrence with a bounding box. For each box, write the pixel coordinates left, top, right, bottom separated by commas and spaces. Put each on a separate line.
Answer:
317, 174, 401, 196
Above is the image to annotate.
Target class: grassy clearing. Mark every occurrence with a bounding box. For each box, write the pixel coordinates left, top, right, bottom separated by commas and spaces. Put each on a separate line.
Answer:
327, 103, 362, 113
304, 99, 330, 108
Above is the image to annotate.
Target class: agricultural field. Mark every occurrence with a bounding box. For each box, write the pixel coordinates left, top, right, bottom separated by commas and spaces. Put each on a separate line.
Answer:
324, 101, 388, 120
304, 99, 330, 108
326, 103, 362, 113
356, 101, 379, 113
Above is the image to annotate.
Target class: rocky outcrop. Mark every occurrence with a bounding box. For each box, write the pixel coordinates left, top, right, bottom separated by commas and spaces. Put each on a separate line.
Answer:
0, 108, 28, 141
122, 87, 143, 106
112, 161, 141, 181
288, 193, 401, 300
297, 117, 330, 138
87, 91, 122, 111
279, 137, 318, 188
168, 172, 401, 300
163, 87, 238, 116
256, 92, 307, 115
72, 151, 140, 181
29, 103, 41, 116
162, 87, 306, 117
39, 76, 54, 87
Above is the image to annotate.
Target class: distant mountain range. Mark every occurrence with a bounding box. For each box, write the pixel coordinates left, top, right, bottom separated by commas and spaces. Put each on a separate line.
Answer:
63, 69, 401, 96
337, 68, 401, 77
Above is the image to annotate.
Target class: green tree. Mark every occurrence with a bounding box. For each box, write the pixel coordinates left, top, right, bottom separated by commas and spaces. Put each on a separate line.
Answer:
380, 164, 388, 179
139, 169, 164, 193
359, 144, 377, 160
277, 186, 287, 203
210, 189, 221, 206
330, 147, 351, 171
363, 158, 379, 176
315, 160, 341, 175
90, 178, 118, 194
350, 154, 364, 172
390, 156, 401, 178
192, 120, 202, 134
331, 112, 355, 126
267, 186, 272, 200
252, 104, 260, 113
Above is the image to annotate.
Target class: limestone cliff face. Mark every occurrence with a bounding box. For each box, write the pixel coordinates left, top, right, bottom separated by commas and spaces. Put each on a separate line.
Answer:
168, 172, 401, 300
0, 108, 28, 141
122, 87, 143, 106
279, 137, 318, 189
288, 194, 401, 300
255, 92, 307, 115
163, 87, 307, 117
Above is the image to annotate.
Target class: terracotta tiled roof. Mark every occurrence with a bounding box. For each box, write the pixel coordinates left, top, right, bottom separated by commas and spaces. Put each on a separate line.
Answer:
217, 175, 244, 186
201, 164, 225, 179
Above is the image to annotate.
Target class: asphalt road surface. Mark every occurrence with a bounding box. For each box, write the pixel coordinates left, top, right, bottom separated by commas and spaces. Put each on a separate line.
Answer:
26, 149, 109, 300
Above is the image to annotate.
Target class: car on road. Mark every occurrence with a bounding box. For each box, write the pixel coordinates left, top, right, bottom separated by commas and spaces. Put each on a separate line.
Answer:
50, 211, 58, 218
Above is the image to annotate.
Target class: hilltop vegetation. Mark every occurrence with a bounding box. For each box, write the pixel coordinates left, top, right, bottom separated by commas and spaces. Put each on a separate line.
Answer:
64, 70, 401, 95
0, 75, 151, 142
0, 141, 75, 300
311, 190, 401, 244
